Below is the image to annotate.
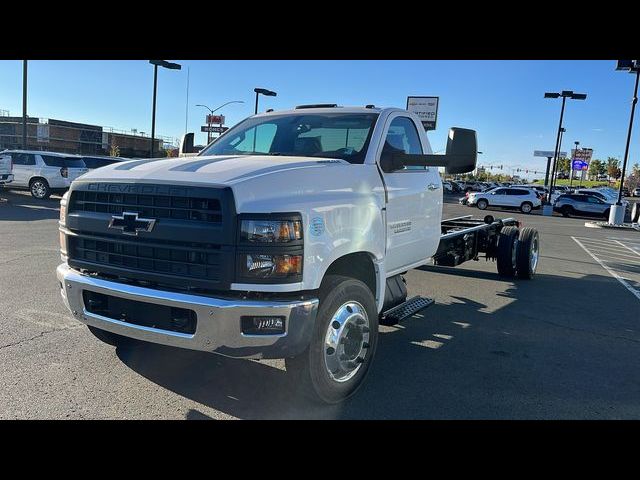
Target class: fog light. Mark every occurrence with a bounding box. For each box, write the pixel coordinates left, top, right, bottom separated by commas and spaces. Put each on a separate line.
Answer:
241, 316, 286, 335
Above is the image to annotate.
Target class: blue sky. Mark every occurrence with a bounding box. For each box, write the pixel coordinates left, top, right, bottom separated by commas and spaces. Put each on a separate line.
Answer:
0, 60, 637, 179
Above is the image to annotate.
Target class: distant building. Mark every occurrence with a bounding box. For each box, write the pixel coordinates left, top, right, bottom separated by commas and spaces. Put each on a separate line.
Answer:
0, 116, 173, 158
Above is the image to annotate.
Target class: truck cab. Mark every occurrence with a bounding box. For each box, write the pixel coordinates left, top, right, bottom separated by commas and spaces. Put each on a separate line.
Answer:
57, 105, 481, 403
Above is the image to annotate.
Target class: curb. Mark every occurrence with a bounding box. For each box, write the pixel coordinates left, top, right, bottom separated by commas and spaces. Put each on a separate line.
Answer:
584, 221, 640, 231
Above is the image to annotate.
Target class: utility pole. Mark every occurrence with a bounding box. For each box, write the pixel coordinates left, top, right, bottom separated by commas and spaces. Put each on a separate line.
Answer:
22, 60, 28, 149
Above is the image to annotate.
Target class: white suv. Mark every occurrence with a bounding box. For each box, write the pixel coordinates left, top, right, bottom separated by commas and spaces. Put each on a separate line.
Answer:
4, 150, 88, 199
0, 151, 14, 185
467, 186, 542, 214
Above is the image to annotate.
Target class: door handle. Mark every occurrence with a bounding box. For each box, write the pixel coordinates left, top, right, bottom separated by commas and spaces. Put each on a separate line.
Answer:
427, 183, 440, 191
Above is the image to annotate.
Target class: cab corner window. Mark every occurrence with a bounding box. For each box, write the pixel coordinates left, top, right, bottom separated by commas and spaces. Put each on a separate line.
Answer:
380, 117, 424, 171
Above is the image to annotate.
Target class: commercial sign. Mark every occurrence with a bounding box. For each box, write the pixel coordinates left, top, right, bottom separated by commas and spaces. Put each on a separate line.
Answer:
406, 96, 439, 131
201, 125, 229, 133
571, 148, 593, 170
206, 114, 225, 125
36, 124, 49, 143
534, 150, 567, 158
572, 159, 589, 171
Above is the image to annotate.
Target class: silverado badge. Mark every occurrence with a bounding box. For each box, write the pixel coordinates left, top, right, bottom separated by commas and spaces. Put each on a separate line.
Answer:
108, 212, 156, 236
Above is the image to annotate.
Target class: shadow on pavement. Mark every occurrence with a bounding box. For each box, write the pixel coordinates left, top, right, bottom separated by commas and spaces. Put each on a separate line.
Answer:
0, 189, 62, 221
116, 268, 640, 419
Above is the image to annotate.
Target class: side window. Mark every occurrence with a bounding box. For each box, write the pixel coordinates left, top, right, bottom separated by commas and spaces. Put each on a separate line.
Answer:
11, 153, 35, 165
380, 117, 424, 171
493, 188, 506, 195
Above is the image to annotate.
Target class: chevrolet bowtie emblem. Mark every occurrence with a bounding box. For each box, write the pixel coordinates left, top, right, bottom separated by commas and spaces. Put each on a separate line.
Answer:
108, 212, 156, 236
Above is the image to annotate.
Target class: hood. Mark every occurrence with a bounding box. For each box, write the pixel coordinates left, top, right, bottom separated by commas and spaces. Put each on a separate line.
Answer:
73, 155, 349, 187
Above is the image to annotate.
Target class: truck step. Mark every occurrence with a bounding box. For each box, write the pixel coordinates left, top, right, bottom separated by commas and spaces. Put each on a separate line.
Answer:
380, 296, 435, 326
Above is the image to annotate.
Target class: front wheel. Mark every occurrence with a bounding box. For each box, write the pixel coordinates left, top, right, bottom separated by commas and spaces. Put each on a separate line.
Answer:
477, 199, 488, 210
285, 275, 379, 404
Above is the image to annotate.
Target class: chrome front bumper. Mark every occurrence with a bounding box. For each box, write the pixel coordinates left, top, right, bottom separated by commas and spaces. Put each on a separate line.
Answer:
57, 264, 319, 359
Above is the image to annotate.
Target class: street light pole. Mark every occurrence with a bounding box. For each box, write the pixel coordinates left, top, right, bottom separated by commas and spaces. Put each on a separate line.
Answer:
570, 141, 579, 188
616, 62, 640, 207
253, 87, 277, 115
150, 63, 158, 158
149, 60, 182, 158
22, 60, 27, 149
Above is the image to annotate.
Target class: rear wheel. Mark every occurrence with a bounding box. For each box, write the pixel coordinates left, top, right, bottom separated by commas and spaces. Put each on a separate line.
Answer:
477, 199, 488, 210
30, 178, 50, 199
496, 226, 519, 277
516, 227, 540, 279
561, 205, 573, 217
285, 275, 378, 404
520, 202, 533, 214
87, 325, 142, 348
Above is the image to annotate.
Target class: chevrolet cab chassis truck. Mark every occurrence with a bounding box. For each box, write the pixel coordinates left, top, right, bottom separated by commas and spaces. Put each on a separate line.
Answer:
57, 105, 539, 404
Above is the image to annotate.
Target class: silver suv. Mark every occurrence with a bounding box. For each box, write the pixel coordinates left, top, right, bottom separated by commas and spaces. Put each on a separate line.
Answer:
4, 150, 88, 199
553, 194, 611, 219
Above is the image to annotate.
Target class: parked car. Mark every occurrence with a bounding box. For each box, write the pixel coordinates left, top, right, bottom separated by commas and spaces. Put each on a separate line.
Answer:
0, 151, 14, 186
4, 150, 88, 199
449, 180, 464, 193
466, 186, 542, 214
80, 155, 130, 170
553, 194, 611, 219
441, 181, 453, 194
574, 188, 630, 210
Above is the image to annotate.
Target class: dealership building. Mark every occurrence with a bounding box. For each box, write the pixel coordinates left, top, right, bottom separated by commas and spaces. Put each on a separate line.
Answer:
0, 114, 176, 158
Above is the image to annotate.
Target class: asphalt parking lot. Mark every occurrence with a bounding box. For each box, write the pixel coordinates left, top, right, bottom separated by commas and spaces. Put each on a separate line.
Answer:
1, 189, 639, 419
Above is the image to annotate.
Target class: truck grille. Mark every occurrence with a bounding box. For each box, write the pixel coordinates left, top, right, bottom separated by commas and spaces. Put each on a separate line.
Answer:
70, 190, 222, 224
66, 183, 237, 290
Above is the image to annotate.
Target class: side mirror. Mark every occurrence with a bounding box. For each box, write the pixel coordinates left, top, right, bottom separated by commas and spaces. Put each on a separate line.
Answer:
383, 127, 477, 173
179, 133, 195, 155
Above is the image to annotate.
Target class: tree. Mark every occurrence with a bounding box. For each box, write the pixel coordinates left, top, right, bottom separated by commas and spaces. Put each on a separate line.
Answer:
606, 157, 620, 180
109, 141, 120, 157
588, 159, 602, 180
556, 157, 571, 176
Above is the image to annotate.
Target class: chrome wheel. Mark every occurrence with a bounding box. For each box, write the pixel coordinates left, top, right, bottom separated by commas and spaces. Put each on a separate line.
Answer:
530, 235, 539, 273
521, 203, 532, 213
31, 181, 47, 199
323, 301, 370, 383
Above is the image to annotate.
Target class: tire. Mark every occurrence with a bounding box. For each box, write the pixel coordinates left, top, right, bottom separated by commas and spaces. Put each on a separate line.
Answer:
603, 208, 610, 220
515, 227, 540, 279
561, 205, 573, 217
476, 199, 488, 210
496, 226, 519, 277
29, 178, 51, 199
87, 325, 142, 348
631, 203, 640, 223
285, 274, 379, 404
520, 202, 533, 214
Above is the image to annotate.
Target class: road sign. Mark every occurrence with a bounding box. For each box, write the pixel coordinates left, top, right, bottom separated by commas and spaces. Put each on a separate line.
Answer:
201, 125, 229, 133
206, 114, 225, 125
406, 96, 439, 131
534, 150, 567, 157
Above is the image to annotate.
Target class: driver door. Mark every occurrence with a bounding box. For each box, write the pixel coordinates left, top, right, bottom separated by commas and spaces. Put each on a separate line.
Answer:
379, 115, 441, 274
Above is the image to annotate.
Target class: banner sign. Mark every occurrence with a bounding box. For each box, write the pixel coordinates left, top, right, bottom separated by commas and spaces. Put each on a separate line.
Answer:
572, 159, 589, 171
406, 96, 439, 131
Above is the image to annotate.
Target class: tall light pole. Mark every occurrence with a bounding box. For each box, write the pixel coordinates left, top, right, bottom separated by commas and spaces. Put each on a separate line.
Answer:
196, 100, 244, 144
22, 60, 27, 149
254, 87, 277, 114
149, 60, 181, 158
609, 60, 640, 224
570, 141, 579, 188
544, 90, 587, 206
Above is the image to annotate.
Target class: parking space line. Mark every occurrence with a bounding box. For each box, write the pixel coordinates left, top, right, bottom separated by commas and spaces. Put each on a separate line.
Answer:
572, 236, 640, 302
613, 240, 640, 258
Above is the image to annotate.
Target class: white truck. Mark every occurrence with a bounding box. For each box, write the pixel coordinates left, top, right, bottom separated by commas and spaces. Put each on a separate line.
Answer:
57, 105, 540, 404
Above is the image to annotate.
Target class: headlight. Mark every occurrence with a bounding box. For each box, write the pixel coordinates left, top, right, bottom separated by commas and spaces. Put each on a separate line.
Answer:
240, 219, 302, 243
236, 214, 304, 283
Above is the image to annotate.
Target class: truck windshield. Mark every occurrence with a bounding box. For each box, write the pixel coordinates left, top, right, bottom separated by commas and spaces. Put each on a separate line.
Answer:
199, 112, 379, 164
